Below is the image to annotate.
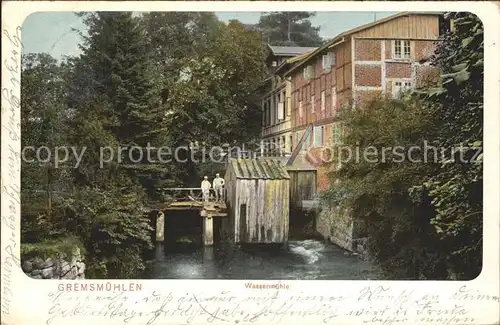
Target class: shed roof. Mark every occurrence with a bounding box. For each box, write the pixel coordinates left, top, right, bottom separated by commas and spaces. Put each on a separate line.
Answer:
268, 45, 318, 57
229, 158, 290, 180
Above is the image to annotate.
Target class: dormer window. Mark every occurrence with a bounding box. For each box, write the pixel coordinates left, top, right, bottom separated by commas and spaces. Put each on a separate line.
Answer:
303, 65, 314, 81
322, 52, 335, 71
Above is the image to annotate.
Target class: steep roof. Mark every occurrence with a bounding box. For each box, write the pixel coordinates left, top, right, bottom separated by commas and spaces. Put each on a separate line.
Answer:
229, 158, 290, 180
267, 45, 318, 57
284, 11, 444, 76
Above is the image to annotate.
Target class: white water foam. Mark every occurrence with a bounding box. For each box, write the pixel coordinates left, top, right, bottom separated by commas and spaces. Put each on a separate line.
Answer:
289, 240, 325, 264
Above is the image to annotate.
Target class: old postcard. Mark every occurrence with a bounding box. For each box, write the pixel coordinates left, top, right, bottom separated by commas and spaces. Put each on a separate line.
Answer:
2, 1, 499, 324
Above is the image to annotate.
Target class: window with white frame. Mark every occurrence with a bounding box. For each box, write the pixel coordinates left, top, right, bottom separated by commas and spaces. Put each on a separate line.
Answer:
321, 91, 326, 110
322, 54, 330, 71
277, 101, 284, 120
394, 40, 411, 59
303, 65, 314, 81
311, 95, 315, 113
403, 41, 411, 58
392, 80, 412, 99
322, 52, 336, 71
299, 101, 303, 118
314, 126, 324, 146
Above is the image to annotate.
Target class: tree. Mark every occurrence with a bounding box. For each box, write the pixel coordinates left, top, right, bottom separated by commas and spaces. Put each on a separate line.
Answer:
61, 12, 157, 277
142, 13, 265, 185
20, 53, 73, 240
414, 12, 483, 279
256, 12, 324, 47
73, 12, 178, 197
322, 97, 448, 280
321, 12, 483, 280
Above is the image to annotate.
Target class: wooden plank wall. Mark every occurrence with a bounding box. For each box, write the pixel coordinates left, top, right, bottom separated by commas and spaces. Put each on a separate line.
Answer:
230, 178, 289, 244
352, 15, 439, 40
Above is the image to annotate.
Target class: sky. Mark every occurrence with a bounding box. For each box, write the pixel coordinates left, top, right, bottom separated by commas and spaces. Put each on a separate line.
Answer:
21, 11, 398, 60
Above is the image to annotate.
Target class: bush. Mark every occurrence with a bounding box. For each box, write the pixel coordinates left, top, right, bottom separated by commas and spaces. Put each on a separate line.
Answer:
21, 236, 86, 260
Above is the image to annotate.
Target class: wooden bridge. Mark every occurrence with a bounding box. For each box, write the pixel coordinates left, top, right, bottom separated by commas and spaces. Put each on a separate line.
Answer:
151, 188, 228, 246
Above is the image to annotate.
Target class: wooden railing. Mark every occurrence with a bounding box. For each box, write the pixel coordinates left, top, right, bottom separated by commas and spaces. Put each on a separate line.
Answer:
160, 187, 223, 203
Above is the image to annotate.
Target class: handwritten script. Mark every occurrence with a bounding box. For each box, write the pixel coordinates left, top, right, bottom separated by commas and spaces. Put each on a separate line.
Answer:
1, 24, 23, 319
45, 285, 499, 325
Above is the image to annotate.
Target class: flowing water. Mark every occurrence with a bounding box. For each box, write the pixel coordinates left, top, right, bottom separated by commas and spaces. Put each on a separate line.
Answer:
144, 239, 375, 280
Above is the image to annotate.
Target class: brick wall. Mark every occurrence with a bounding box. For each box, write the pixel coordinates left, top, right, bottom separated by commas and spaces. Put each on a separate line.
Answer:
355, 90, 383, 107
354, 65, 382, 86
415, 64, 441, 88
337, 89, 352, 108
386, 62, 411, 78
355, 39, 381, 61
414, 40, 438, 62
385, 40, 392, 59
305, 147, 332, 192
290, 41, 352, 130
336, 66, 345, 91
344, 63, 352, 90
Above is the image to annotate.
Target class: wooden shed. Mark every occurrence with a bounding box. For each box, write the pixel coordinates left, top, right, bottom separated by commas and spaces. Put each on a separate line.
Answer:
224, 158, 290, 244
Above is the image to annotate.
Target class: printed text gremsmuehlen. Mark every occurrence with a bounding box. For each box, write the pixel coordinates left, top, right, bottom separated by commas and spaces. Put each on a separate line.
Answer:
58, 283, 142, 292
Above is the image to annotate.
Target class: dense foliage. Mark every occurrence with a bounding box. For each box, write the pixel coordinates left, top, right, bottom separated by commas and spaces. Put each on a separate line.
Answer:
321, 13, 483, 280
255, 12, 324, 47
21, 12, 268, 278
414, 12, 483, 278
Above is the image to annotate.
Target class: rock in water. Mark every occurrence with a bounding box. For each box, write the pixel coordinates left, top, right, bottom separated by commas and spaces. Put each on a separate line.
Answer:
22, 261, 33, 273
42, 258, 54, 268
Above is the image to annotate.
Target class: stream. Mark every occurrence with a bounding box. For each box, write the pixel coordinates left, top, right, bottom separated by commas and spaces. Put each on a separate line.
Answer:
144, 239, 375, 280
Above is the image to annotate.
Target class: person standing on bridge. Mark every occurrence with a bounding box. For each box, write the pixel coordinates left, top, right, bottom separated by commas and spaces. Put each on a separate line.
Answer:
213, 173, 225, 202
201, 176, 211, 203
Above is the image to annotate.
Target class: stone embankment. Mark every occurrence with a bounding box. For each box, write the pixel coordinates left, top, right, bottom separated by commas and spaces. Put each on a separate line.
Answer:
22, 247, 85, 279
316, 207, 370, 260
